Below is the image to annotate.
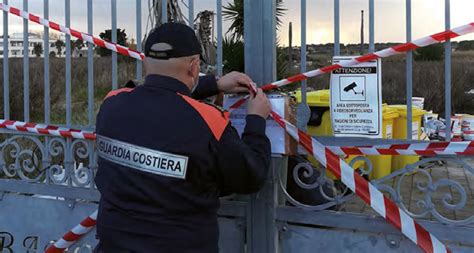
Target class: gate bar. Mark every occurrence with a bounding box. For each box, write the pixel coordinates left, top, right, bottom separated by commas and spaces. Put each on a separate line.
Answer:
334, 0, 340, 56
23, 0, 29, 122
162, 0, 167, 24
44, 0, 50, 124
217, 0, 223, 76
300, 0, 307, 105
112, 0, 118, 90
244, 1, 278, 252
369, 0, 374, 52
406, 0, 413, 140
65, 0, 71, 126
2, 0, 9, 119
136, 0, 142, 80
444, 0, 451, 141
88, 0, 94, 125
87, 0, 95, 192
188, 0, 194, 28
43, 0, 52, 186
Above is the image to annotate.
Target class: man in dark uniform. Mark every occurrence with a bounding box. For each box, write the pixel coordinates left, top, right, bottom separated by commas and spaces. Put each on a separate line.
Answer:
94, 22, 272, 253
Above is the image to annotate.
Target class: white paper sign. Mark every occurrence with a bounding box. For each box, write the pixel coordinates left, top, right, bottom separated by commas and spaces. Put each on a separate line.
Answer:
223, 95, 288, 154
412, 122, 419, 140
330, 56, 382, 138
386, 124, 393, 139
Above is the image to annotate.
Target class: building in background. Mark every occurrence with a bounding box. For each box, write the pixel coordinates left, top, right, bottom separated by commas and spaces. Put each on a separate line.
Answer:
0, 33, 62, 58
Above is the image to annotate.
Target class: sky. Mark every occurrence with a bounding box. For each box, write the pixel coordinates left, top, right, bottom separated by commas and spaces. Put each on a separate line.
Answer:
1, 0, 473, 46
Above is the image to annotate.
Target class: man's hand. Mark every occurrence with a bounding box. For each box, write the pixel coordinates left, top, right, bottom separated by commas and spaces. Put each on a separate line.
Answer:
217, 71, 256, 94
247, 88, 271, 119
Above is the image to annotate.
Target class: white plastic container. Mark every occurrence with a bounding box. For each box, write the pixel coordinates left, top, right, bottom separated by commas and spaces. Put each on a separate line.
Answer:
412, 97, 425, 109
462, 115, 474, 140
452, 116, 463, 136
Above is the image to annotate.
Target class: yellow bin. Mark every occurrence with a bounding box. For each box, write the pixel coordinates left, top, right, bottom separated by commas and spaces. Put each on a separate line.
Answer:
368, 106, 399, 179
388, 105, 426, 171
293, 90, 332, 135
294, 90, 364, 178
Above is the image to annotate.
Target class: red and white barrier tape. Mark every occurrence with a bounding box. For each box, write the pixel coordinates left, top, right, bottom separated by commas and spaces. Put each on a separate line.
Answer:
329, 141, 474, 157
45, 210, 97, 253
0, 119, 96, 140
262, 22, 474, 90
3, 116, 474, 155
228, 22, 474, 109
0, 3, 144, 61
270, 111, 450, 253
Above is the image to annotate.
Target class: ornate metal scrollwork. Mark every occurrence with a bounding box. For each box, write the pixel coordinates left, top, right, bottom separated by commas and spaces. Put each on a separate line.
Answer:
48, 137, 67, 184
277, 155, 373, 211
372, 156, 474, 226
0, 135, 46, 182
70, 139, 95, 187
279, 152, 474, 226
0, 133, 96, 188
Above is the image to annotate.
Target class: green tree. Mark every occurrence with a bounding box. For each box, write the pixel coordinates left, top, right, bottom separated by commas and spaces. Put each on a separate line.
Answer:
223, 0, 286, 41
414, 43, 444, 61
222, 0, 244, 41
54, 39, 65, 57
456, 40, 474, 51
74, 39, 85, 50
222, 0, 287, 75
69, 40, 76, 51
97, 29, 128, 57
32, 43, 43, 57
222, 36, 245, 73
276, 45, 288, 80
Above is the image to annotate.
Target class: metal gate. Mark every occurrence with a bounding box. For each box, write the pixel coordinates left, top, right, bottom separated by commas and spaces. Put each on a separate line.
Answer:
1, 0, 474, 252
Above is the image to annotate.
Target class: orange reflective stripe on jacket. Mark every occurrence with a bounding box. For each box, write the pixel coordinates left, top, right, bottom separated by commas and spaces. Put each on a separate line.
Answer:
178, 94, 229, 141
104, 88, 134, 100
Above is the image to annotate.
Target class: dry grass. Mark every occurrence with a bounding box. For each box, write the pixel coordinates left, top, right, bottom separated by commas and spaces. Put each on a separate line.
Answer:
385, 59, 474, 115
0, 57, 138, 125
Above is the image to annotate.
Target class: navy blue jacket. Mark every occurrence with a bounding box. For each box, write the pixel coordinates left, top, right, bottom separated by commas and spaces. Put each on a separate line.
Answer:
94, 74, 271, 253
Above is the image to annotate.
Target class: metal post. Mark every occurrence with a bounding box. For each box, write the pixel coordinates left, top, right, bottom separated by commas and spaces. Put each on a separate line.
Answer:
65, 0, 71, 126
217, 0, 223, 76
162, 0, 167, 24
136, 0, 142, 80
188, 0, 194, 27
43, 0, 51, 184
88, 0, 94, 125
301, 0, 307, 105
369, 0, 374, 53
360, 10, 364, 55
64, 0, 72, 186
87, 0, 95, 188
288, 22, 292, 75
3, 0, 9, 119
44, 0, 50, 123
23, 0, 29, 122
244, 0, 276, 84
406, 0, 413, 140
112, 0, 118, 90
445, 0, 451, 141
334, 0, 340, 56
244, 1, 279, 252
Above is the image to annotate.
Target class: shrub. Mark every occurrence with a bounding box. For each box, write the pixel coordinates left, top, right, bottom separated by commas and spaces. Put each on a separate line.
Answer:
415, 43, 444, 61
